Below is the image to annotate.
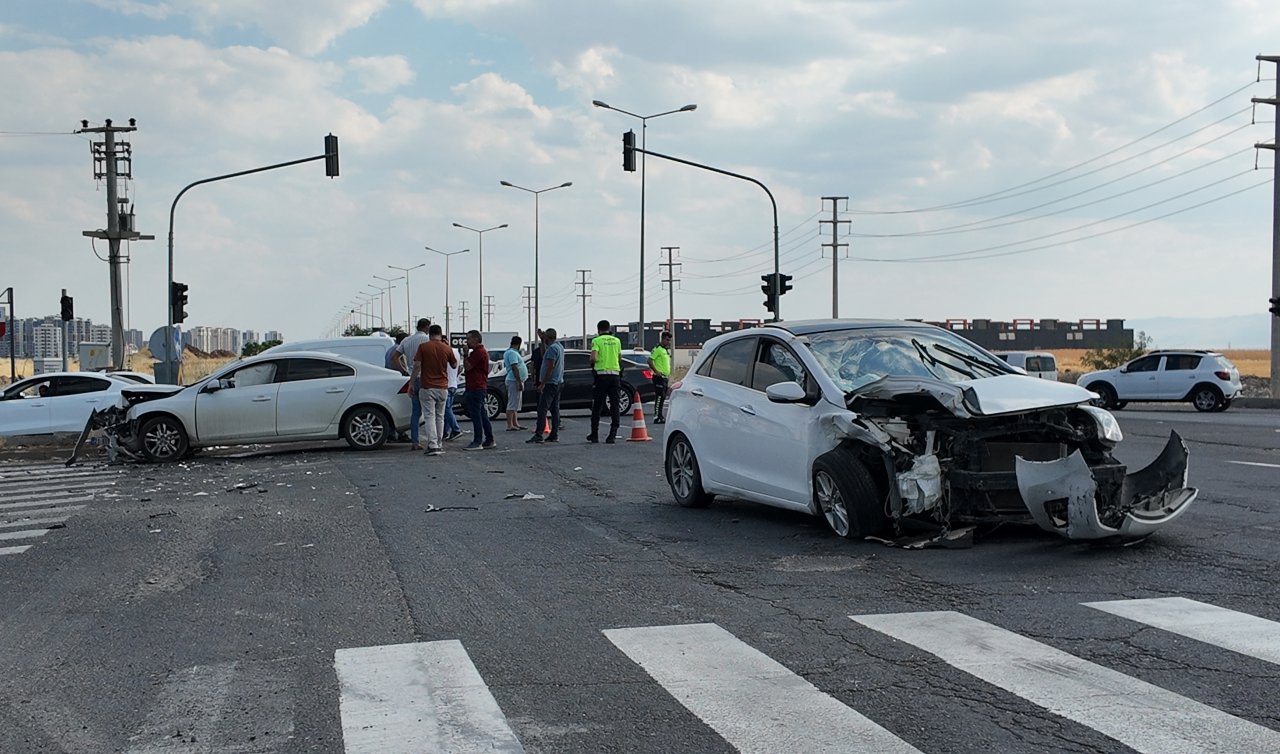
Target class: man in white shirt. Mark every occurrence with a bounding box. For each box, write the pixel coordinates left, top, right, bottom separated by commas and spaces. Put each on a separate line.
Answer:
397, 318, 432, 449
443, 345, 463, 441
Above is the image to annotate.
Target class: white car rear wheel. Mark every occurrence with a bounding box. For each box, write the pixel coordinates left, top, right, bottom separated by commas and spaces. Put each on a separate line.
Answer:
666, 434, 712, 508
343, 406, 391, 450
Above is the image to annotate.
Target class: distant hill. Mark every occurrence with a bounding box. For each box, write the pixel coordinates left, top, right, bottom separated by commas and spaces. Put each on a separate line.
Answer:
1127, 315, 1271, 350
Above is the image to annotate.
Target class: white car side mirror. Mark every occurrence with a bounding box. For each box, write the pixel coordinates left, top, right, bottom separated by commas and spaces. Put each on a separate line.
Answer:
765, 381, 807, 403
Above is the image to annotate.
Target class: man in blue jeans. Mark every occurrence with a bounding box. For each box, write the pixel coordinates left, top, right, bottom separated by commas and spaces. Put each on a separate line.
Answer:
443, 345, 462, 441
398, 319, 431, 450
461, 330, 495, 450
527, 328, 564, 444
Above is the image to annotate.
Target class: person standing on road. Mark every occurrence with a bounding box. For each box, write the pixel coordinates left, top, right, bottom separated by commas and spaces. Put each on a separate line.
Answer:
409, 324, 456, 456
399, 319, 431, 450
503, 335, 529, 432
649, 331, 673, 424
462, 330, 496, 450
527, 328, 564, 444
588, 319, 623, 444
443, 343, 463, 441
386, 332, 409, 373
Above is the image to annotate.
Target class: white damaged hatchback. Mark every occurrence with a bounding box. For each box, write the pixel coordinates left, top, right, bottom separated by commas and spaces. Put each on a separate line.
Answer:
662, 320, 1196, 543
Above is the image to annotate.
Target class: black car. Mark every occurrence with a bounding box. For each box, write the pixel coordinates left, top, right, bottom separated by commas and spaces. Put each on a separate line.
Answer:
471, 350, 657, 420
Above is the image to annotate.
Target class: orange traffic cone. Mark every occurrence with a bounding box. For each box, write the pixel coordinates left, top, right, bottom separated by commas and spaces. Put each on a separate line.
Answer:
627, 390, 652, 442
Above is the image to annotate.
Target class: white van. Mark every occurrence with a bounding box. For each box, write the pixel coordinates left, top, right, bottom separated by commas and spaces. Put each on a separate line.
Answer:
993, 351, 1058, 381
262, 334, 398, 370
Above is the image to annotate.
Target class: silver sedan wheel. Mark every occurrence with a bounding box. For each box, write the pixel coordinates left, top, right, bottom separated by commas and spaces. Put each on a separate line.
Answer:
670, 440, 696, 499
815, 469, 850, 537
144, 421, 183, 459
346, 409, 387, 448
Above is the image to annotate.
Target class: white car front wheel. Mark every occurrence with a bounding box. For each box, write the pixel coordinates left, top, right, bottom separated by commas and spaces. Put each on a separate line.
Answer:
812, 448, 886, 539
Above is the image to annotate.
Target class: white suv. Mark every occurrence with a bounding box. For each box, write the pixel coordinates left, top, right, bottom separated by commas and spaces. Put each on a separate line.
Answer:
1077, 350, 1241, 412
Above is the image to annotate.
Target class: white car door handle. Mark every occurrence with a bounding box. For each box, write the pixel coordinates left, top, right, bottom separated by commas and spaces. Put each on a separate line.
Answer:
84, 398, 99, 403
324, 388, 345, 394
739, 405, 756, 415
689, 389, 704, 397
252, 396, 273, 402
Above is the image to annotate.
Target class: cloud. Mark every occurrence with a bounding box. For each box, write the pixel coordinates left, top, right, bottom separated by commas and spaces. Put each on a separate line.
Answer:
347, 55, 415, 94
84, 0, 171, 20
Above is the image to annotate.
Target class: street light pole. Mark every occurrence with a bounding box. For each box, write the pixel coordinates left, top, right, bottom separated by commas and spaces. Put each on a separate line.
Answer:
498, 181, 572, 337
592, 100, 697, 348
373, 275, 403, 330
388, 263, 425, 331
451, 223, 507, 332
426, 246, 471, 337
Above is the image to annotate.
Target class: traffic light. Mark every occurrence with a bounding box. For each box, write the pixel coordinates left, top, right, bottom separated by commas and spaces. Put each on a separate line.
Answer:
761, 273, 778, 314
170, 281, 189, 324
778, 273, 793, 296
1271, 296, 1280, 317
60, 294, 74, 321
324, 133, 340, 178
622, 129, 636, 172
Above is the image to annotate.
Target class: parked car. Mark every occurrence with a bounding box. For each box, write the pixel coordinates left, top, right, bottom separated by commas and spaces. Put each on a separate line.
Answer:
1077, 350, 1242, 412
262, 334, 397, 369
663, 319, 1196, 542
992, 351, 1058, 380
476, 350, 656, 420
96, 351, 412, 461
0, 372, 169, 437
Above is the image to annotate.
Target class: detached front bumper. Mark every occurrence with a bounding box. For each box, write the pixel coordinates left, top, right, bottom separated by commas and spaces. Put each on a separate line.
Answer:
1015, 431, 1196, 540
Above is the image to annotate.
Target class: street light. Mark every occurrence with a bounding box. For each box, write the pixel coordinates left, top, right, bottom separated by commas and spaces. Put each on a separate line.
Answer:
592, 99, 696, 349
373, 274, 403, 329
425, 245, 471, 336
498, 181, 572, 337
450, 223, 507, 331
387, 263, 425, 331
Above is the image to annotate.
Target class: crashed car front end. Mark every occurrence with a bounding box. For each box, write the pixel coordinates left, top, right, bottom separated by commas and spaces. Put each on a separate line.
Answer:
842, 376, 1196, 541
68, 386, 183, 465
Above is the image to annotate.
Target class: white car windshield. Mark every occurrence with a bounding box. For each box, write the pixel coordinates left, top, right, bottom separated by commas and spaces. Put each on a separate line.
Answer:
804, 328, 1012, 392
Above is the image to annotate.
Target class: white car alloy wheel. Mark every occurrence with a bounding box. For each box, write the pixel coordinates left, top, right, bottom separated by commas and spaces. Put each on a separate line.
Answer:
344, 407, 390, 450
140, 415, 189, 462
814, 469, 851, 537
666, 434, 712, 508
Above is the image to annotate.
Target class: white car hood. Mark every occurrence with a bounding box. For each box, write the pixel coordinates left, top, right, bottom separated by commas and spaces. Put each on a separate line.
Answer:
958, 374, 1096, 416
851, 374, 1094, 418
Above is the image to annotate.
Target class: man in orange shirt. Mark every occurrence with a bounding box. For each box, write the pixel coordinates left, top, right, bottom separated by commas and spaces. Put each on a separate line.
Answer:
410, 324, 458, 456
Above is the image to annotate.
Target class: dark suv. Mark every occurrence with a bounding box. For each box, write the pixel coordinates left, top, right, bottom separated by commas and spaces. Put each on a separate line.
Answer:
472, 350, 656, 420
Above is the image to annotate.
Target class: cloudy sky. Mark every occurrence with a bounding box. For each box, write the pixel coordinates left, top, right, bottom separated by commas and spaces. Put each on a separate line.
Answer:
2, 0, 1277, 346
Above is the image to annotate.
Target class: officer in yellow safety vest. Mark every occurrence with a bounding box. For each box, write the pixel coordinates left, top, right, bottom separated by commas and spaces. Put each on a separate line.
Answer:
588, 319, 623, 443
648, 331, 672, 423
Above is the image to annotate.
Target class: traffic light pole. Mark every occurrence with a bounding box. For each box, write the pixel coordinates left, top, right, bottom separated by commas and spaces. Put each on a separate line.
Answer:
164, 138, 339, 382
628, 146, 781, 320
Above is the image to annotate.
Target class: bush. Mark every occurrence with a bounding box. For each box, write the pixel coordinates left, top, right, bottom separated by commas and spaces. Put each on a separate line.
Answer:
1080, 331, 1153, 371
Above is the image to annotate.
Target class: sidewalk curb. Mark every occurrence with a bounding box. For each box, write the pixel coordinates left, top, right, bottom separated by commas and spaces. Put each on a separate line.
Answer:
1234, 397, 1280, 410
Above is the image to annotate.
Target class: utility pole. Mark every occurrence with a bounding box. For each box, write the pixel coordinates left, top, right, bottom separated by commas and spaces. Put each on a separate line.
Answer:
483, 296, 495, 333
522, 286, 535, 346
3, 287, 13, 380
1254, 55, 1280, 399
574, 270, 592, 345
659, 248, 681, 349
77, 119, 154, 371
819, 197, 850, 318
459, 300, 469, 332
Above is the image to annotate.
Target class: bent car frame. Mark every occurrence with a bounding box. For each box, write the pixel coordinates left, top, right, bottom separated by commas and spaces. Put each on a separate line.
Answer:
662, 320, 1197, 543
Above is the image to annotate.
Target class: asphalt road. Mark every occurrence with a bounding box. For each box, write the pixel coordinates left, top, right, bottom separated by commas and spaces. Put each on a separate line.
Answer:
1, 406, 1278, 753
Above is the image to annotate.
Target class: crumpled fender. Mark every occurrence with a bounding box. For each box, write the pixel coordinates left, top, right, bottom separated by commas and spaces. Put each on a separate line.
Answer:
1015, 431, 1197, 540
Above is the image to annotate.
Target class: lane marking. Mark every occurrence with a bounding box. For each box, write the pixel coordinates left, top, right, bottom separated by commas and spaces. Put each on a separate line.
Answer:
604, 622, 922, 754
0, 505, 86, 523
1226, 460, 1280, 469
0, 528, 51, 541
334, 640, 524, 754
852, 610, 1280, 754
1085, 597, 1280, 666
0, 495, 94, 511
0, 516, 70, 530
0, 544, 32, 555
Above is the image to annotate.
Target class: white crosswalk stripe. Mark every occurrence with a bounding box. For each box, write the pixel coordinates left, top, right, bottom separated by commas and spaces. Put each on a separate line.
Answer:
604, 622, 922, 754
0, 462, 124, 557
334, 640, 524, 754
851, 609, 1280, 754
1085, 597, 1280, 666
